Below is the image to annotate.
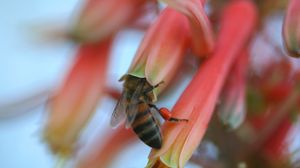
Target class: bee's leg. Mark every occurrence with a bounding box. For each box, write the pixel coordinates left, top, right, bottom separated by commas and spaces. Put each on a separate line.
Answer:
159, 107, 188, 122
144, 81, 165, 94
153, 81, 164, 88
149, 104, 188, 122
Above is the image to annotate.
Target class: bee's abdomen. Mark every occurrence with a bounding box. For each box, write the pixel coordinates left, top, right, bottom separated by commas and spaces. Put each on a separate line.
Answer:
132, 110, 162, 149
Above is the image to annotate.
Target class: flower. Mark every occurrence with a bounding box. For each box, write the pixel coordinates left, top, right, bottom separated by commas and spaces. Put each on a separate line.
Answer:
44, 38, 112, 157
218, 51, 249, 129
160, 0, 215, 57
68, 0, 148, 43
147, 1, 257, 167
126, 7, 190, 97
283, 0, 300, 57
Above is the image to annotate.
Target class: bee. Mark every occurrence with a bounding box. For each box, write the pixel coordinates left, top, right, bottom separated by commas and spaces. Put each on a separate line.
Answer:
110, 75, 187, 149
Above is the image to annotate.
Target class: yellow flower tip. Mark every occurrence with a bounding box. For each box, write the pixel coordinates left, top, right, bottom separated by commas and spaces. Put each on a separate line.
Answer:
148, 152, 188, 168
54, 155, 69, 168
146, 158, 170, 168
218, 104, 246, 130
43, 130, 76, 157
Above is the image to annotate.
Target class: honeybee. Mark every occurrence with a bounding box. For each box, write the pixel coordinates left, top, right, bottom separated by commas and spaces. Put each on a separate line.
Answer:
110, 75, 187, 149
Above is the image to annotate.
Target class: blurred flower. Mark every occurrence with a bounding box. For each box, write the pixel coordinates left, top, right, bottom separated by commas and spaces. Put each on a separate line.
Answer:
218, 51, 249, 129
283, 0, 300, 57
78, 126, 137, 168
243, 108, 296, 167
126, 7, 190, 97
68, 0, 149, 43
239, 58, 300, 166
260, 60, 293, 104
262, 117, 292, 165
44, 38, 112, 157
246, 60, 294, 116
147, 1, 257, 167
161, 0, 214, 57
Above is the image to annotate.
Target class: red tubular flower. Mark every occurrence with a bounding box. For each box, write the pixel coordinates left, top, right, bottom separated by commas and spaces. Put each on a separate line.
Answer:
69, 0, 148, 42
78, 126, 137, 168
147, 1, 257, 167
44, 39, 112, 157
218, 51, 249, 129
126, 7, 190, 97
283, 0, 300, 57
161, 0, 215, 57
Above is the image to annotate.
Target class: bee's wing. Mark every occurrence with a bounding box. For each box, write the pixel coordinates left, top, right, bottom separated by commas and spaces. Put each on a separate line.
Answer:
110, 91, 127, 128
125, 103, 139, 128
125, 83, 144, 128
150, 107, 162, 126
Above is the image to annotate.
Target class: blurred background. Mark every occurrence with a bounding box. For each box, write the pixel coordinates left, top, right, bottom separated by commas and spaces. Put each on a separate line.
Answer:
1, 0, 300, 168
0, 1, 196, 167
0, 0, 77, 167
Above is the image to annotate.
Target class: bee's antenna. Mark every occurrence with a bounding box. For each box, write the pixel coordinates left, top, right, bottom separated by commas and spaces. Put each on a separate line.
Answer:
153, 81, 165, 88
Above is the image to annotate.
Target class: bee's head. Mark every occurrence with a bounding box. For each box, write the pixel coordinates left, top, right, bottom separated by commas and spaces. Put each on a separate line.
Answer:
121, 75, 143, 90
142, 81, 155, 101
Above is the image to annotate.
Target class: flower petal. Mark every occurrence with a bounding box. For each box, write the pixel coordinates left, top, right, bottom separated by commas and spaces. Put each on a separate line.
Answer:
161, 0, 214, 57
44, 39, 112, 156
144, 8, 189, 86
127, 8, 190, 96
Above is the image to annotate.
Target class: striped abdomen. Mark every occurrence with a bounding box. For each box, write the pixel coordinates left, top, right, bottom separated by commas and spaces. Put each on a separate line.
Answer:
131, 103, 162, 149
